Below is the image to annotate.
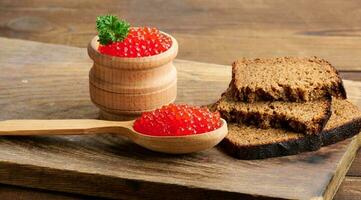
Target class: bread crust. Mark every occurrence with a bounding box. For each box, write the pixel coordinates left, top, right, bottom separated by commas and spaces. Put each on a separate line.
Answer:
221, 116, 361, 160
321, 118, 361, 146
217, 95, 332, 135
221, 132, 321, 160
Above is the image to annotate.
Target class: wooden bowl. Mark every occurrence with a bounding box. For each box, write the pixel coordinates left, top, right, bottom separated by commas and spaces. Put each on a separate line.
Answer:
87, 32, 178, 118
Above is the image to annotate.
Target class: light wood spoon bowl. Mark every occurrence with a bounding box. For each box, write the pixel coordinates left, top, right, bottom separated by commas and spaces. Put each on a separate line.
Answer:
0, 119, 228, 154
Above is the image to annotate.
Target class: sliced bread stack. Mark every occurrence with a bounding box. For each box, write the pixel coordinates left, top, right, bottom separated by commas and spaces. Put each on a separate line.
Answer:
213, 57, 361, 159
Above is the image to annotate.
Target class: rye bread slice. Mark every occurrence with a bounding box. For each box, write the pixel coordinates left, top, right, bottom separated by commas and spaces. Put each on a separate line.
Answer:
216, 88, 331, 135
231, 56, 347, 102
220, 99, 361, 159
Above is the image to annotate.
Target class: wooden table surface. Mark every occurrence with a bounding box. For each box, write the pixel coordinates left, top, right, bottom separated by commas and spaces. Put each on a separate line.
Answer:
0, 1, 360, 199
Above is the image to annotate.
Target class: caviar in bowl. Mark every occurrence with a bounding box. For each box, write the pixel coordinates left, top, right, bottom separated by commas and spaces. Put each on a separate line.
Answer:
98, 27, 172, 58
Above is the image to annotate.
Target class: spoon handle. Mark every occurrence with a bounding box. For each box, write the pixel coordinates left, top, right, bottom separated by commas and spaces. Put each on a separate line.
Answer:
0, 119, 134, 136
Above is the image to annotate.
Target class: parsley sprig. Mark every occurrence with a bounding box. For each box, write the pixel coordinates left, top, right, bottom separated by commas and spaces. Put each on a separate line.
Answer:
96, 15, 130, 45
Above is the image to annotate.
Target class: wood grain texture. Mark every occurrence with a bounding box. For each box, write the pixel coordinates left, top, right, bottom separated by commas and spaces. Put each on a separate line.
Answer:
348, 149, 361, 176
339, 72, 361, 82
323, 136, 360, 200
0, 184, 96, 200
1, 0, 361, 71
88, 35, 178, 115
334, 177, 361, 200
0, 37, 360, 199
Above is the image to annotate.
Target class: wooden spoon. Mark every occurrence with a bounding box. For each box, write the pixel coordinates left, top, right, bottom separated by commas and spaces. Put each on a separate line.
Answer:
0, 119, 228, 154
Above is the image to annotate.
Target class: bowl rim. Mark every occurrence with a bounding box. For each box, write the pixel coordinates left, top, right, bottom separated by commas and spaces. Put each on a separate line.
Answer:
88, 30, 178, 62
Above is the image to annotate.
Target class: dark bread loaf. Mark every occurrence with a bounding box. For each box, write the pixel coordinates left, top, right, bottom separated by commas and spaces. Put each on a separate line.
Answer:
216, 88, 331, 135
231, 57, 346, 102
220, 99, 361, 159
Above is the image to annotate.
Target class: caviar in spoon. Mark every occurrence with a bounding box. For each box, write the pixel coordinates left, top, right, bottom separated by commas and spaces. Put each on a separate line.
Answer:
134, 104, 222, 136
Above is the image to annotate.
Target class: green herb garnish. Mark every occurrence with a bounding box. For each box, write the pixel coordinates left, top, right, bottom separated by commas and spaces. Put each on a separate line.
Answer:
96, 15, 130, 45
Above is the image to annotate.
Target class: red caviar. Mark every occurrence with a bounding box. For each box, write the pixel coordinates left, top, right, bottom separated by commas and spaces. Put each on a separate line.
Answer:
98, 27, 172, 58
133, 104, 222, 136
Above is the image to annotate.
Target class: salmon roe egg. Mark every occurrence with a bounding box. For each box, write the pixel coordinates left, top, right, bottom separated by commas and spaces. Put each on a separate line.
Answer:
98, 27, 172, 57
133, 104, 222, 136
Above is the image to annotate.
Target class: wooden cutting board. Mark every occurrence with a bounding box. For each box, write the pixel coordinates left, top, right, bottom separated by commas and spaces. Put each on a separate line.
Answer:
0, 37, 360, 200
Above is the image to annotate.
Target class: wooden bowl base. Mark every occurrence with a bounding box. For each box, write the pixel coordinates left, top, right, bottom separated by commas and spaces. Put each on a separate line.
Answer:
98, 110, 140, 121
